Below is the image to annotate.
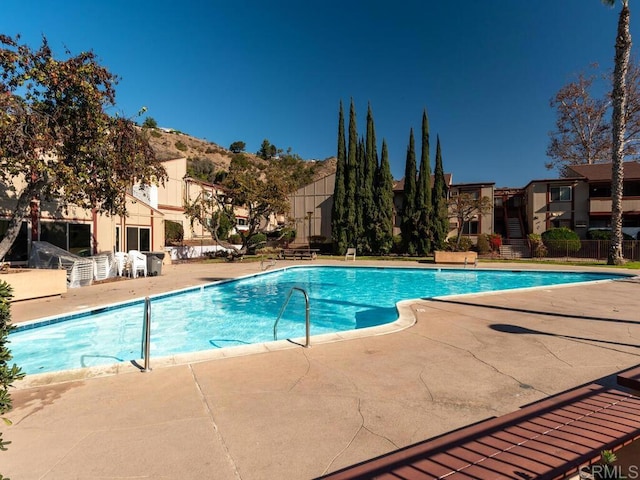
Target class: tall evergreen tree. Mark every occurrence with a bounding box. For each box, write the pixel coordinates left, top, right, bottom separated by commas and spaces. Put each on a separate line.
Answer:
331, 100, 348, 253
361, 103, 378, 254
354, 136, 366, 249
345, 99, 358, 248
431, 135, 449, 250
400, 128, 418, 254
415, 109, 433, 255
373, 140, 395, 254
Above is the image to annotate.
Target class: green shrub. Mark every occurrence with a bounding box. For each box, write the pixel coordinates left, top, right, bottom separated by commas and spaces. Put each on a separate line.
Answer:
150, 130, 162, 138
309, 235, 331, 254
541, 227, 581, 254
164, 220, 184, 246
475, 234, 491, 255
587, 229, 612, 240
266, 228, 295, 246
445, 236, 473, 252
309, 235, 326, 244
175, 140, 188, 152
247, 233, 267, 251
228, 234, 243, 245
206, 146, 225, 155
587, 228, 633, 240
528, 233, 548, 258
391, 235, 404, 254
267, 228, 295, 241
214, 212, 233, 240
0, 281, 24, 455
142, 117, 158, 129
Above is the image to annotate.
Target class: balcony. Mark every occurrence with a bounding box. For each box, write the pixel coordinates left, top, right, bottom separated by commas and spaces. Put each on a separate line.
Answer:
589, 197, 640, 214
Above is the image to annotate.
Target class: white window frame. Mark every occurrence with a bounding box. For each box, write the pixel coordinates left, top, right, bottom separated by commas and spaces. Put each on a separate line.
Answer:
126, 226, 151, 252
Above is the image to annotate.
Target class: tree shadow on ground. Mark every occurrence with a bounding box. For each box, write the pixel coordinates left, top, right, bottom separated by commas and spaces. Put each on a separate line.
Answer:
430, 298, 638, 325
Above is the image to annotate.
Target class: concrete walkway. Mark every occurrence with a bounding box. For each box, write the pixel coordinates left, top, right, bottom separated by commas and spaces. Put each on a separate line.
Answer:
2, 260, 640, 479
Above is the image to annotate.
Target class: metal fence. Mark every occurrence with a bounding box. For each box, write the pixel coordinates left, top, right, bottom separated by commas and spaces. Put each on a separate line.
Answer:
541, 240, 640, 261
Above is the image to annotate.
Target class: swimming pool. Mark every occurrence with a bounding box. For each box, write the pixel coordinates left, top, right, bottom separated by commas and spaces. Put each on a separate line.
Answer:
9, 266, 625, 375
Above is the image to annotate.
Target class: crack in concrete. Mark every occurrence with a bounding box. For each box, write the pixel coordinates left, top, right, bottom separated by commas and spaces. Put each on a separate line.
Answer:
628, 325, 640, 341
320, 397, 398, 476
414, 332, 549, 396
534, 338, 573, 367
287, 348, 312, 393
38, 430, 93, 480
320, 397, 365, 476
418, 367, 435, 402
188, 364, 241, 480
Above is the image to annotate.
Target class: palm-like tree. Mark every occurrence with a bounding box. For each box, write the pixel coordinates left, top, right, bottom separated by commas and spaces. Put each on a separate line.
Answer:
604, 0, 631, 265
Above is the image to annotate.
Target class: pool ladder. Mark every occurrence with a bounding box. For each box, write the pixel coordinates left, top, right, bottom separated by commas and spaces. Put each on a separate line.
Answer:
273, 287, 311, 348
141, 296, 152, 372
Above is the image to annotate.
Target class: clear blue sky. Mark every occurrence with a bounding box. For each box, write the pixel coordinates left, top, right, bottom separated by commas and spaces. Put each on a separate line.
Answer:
2, 1, 634, 187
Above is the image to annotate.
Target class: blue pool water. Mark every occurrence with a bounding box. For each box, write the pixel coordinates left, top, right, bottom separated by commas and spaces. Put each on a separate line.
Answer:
10, 266, 624, 374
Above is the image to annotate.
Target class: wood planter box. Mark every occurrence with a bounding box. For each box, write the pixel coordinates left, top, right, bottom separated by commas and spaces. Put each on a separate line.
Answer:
0, 268, 67, 302
434, 251, 477, 265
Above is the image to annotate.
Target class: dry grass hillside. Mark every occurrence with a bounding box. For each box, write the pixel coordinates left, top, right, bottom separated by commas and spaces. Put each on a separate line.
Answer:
145, 128, 336, 183
146, 128, 236, 171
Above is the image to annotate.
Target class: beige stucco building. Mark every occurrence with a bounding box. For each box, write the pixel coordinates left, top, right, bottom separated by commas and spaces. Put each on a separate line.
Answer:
288, 172, 336, 245
0, 157, 224, 265
448, 182, 496, 241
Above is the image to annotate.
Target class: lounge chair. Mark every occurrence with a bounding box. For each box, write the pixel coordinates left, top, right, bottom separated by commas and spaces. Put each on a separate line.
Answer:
114, 252, 129, 277
128, 250, 147, 278
345, 248, 356, 261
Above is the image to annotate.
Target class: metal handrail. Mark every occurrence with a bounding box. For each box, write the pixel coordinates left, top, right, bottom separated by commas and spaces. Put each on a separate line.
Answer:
260, 256, 277, 271
141, 296, 152, 372
273, 287, 310, 348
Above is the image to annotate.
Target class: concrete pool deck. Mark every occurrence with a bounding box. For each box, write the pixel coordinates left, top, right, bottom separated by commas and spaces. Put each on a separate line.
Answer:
2, 259, 640, 479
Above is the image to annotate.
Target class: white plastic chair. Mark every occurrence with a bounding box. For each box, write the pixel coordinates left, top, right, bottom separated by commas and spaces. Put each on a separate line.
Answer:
128, 250, 147, 278
114, 252, 129, 277
345, 248, 356, 261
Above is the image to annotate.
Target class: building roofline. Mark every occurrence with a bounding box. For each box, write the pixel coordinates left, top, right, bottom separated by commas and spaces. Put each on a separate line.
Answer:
125, 192, 164, 215
522, 176, 587, 189
451, 182, 495, 187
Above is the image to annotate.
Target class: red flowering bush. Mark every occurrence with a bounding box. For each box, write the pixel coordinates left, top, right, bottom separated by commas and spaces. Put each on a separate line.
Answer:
488, 234, 502, 252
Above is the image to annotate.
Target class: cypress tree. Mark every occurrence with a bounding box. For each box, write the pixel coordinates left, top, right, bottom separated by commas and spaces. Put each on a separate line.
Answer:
361, 103, 378, 254
374, 139, 395, 254
431, 135, 449, 250
332, 100, 348, 253
354, 136, 366, 249
415, 109, 433, 255
345, 99, 358, 248
400, 128, 417, 255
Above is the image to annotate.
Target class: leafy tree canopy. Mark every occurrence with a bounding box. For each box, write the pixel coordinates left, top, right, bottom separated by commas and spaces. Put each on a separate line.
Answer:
0, 281, 24, 457
275, 148, 315, 189
256, 138, 278, 160
447, 192, 492, 249
229, 141, 245, 153
186, 157, 225, 184
183, 154, 297, 255
547, 60, 640, 176
142, 116, 158, 129
0, 34, 167, 260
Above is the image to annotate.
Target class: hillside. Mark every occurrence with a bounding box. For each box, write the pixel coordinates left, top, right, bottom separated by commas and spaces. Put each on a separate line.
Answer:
145, 128, 336, 183
146, 128, 238, 171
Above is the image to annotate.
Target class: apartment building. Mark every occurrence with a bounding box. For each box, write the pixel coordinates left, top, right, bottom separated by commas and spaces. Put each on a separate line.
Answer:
498, 161, 640, 241
0, 156, 250, 265
289, 171, 496, 246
